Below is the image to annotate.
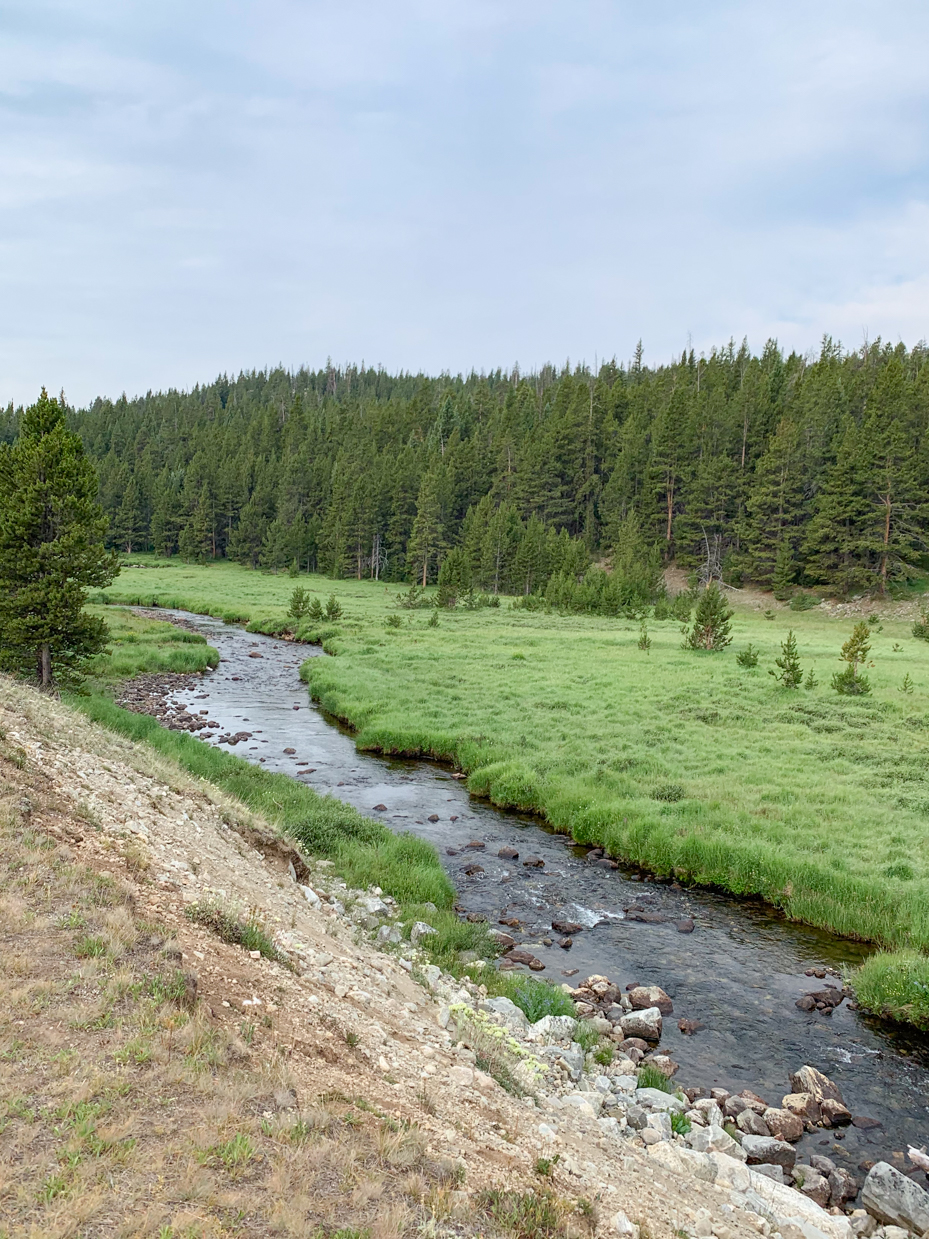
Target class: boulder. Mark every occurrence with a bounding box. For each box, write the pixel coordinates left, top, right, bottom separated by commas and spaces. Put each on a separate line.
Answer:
795, 1167, 831, 1207
497, 846, 519, 859
620, 1007, 662, 1041
820, 1098, 852, 1127
552, 919, 583, 935
410, 921, 437, 946
687, 1123, 747, 1161
741, 1135, 797, 1169
634, 1087, 684, 1113
481, 996, 529, 1031
782, 1092, 823, 1127
644, 1054, 679, 1078
532, 1014, 577, 1040
358, 895, 390, 919
724, 1096, 750, 1119
752, 1164, 788, 1184
860, 1161, 929, 1233
647, 1140, 717, 1183
764, 1108, 804, 1142
628, 985, 674, 1015
522, 855, 545, 868
790, 1065, 845, 1106
737, 1109, 771, 1138
828, 1168, 859, 1207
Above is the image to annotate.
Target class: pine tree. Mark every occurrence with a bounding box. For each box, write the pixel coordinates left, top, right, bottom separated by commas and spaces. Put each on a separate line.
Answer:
832, 622, 872, 695
408, 468, 445, 586
769, 629, 803, 688
771, 539, 795, 601
682, 582, 733, 651
0, 390, 117, 688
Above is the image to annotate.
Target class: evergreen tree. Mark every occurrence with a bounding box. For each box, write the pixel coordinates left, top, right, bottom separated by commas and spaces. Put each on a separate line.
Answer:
0, 390, 117, 688
408, 468, 445, 586
771, 539, 795, 601
832, 622, 872, 695
682, 582, 733, 651
769, 629, 803, 688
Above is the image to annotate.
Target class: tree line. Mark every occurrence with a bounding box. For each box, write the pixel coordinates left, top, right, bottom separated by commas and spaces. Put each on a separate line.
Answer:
3, 336, 928, 597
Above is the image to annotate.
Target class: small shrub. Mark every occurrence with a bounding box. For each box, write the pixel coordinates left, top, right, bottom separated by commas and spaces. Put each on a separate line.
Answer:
428, 609, 439, 628
669, 592, 693, 622
509, 980, 575, 1022
900, 674, 915, 695
385, 614, 402, 629
682, 583, 733, 652
594, 1042, 614, 1066
913, 606, 929, 641
573, 1021, 600, 1054
535, 1154, 560, 1177
307, 596, 324, 621
651, 783, 684, 802
763, 609, 776, 621
396, 584, 426, 609
804, 667, 818, 691
832, 623, 872, 696
637, 622, 651, 654
636, 1064, 673, 1092
735, 644, 758, 668
652, 596, 670, 621
789, 592, 817, 612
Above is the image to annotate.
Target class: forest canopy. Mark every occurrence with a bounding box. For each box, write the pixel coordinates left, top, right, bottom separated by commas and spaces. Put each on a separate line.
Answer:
3, 336, 927, 598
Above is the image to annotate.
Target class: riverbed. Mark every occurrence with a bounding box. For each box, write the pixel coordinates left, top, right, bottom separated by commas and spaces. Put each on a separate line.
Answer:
145, 609, 929, 1181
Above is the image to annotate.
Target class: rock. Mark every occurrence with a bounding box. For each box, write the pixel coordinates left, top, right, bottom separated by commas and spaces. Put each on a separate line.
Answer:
795, 1167, 832, 1207
782, 1092, 823, 1127
676, 918, 695, 933
725, 1095, 750, 1119
796, 995, 818, 1012
375, 924, 401, 946
249, 651, 263, 658
624, 909, 667, 923
628, 985, 673, 1015
881, 1227, 910, 1239
790, 1066, 845, 1107
497, 846, 519, 859
620, 1007, 662, 1041
358, 895, 390, 919
492, 931, 516, 950
465, 840, 486, 849
644, 1054, 679, 1078
481, 996, 530, 1030
634, 1087, 684, 1112
421, 964, 441, 988
764, 1108, 804, 1143
506, 948, 537, 965
851, 1116, 882, 1131
810, 1156, 836, 1175
447, 1066, 474, 1087
619, 1036, 649, 1053
463, 864, 484, 876
563, 1092, 601, 1117
552, 919, 583, 935
410, 921, 437, 946
693, 1099, 725, 1127
647, 1141, 718, 1183
848, 1210, 876, 1237
828, 1168, 859, 1207
737, 1109, 772, 1138
283, 747, 296, 754
372, 803, 387, 811
427, 814, 440, 822
644, 1110, 672, 1140
737, 1166, 855, 1239
741, 1136, 797, 1169
625, 1104, 647, 1130
753, 1164, 788, 1184
821, 1098, 852, 1127
678, 1018, 703, 1035
687, 1123, 746, 1161
539, 1045, 584, 1081
522, 855, 545, 867
300, 885, 322, 908
611, 1210, 640, 1238
558, 937, 573, 949
861, 1162, 929, 1233
528, 958, 545, 971
466, 912, 487, 923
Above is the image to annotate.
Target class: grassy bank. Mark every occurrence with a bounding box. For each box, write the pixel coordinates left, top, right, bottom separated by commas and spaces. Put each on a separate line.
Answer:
92, 556, 929, 1024
87, 605, 219, 680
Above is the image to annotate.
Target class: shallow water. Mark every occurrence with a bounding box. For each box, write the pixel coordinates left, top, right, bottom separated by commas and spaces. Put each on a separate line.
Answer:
159, 610, 929, 1178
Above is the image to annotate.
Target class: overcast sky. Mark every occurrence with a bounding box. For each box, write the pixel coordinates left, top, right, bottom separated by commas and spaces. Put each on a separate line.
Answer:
1, 1, 928, 406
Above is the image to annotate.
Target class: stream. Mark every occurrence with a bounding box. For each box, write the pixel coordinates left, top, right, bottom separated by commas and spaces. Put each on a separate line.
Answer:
153, 609, 929, 1181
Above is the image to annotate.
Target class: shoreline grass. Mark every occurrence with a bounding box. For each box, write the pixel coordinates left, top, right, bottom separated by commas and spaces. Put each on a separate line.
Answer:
88, 555, 929, 1026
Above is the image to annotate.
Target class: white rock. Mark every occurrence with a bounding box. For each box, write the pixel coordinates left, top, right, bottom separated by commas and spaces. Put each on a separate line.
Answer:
563, 1092, 603, 1115
861, 1162, 929, 1234
611, 1074, 638, 1094
421, 964, 441, 988
688, 1124, 747, 1161
647, 1140, 717, 1183
398, 957, 413, 972
359, 895, 390, 918
592, 1075, 613, 1095
410, 921, 436, 946
635, 1087, 685, 1112
447, 1066, 474, 1087
481, 996, 530, 1031
538, 1123, 559, 1140
612, 1210, 640, 1238
645, 1111, 672, 1139
620, 1006, 662, 1040
533, 1014, 578, 1040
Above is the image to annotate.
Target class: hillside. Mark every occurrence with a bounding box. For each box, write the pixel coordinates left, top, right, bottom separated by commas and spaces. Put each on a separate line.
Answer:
0, 676, 763, 1239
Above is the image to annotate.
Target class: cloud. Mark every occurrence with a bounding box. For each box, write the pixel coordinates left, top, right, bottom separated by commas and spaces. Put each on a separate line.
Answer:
0, 0, 927, 403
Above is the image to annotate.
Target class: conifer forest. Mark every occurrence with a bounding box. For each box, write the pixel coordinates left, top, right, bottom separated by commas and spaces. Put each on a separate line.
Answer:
4, 336, 927, 599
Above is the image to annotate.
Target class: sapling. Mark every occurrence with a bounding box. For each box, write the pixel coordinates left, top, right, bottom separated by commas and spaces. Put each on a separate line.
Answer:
637, 622, 651, 654
769, 629, 803, 689
832, 622, 872, 696
682, 582, 733, 652
900, 674, 914, 695
736, 643, 758, 668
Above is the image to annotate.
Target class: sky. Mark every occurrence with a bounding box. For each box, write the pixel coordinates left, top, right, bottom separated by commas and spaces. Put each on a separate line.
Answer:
1, 0, 928, 407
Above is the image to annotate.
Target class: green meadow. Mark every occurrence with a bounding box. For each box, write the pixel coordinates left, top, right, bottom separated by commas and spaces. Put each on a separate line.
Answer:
92, 556, 929, 1027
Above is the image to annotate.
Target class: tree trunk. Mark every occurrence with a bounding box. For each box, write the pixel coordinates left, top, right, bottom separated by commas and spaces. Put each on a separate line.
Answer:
421, 557, 428, 588
881, 495, 891, 594
39, 643, 53, 691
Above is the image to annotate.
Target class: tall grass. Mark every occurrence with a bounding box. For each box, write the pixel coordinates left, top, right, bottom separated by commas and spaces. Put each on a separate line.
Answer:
86, 606, 219, 680
853, 951, 929, 1029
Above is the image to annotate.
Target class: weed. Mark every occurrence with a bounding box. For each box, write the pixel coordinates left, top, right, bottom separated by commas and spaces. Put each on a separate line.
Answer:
535, 1153, 561, 1177
636, 1064, 673, 1092
201, 1131, 255, 1175
73, 934, 107, 958
572, 1021, 600, 1054
184, 902, 294, 970
670, 1110, 691, 1135
477, 1189, 570, 1239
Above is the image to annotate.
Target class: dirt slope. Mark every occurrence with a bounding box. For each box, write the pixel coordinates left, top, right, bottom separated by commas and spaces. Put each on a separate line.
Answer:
0, 677, 760, 1239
